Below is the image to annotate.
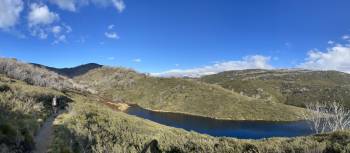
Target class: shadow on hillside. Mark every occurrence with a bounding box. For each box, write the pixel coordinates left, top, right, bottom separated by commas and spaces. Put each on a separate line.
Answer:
141, 140, 161, 153
0, 107, 36, 152
0, 88, 73, 153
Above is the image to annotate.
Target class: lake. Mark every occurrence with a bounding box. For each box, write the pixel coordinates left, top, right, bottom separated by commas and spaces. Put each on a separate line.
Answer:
126, 105, 314, 139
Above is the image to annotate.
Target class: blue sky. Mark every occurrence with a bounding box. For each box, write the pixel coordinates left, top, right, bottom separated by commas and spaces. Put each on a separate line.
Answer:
1, 0, 350, 77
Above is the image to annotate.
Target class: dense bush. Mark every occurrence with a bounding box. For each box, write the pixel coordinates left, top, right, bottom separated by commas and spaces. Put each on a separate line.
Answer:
0, 78, 65, 153
0, 58, 91, 92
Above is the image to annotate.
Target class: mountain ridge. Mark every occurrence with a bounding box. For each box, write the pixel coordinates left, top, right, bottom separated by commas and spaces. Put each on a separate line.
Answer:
31, 63, 103, 78
200, 69, 350, 107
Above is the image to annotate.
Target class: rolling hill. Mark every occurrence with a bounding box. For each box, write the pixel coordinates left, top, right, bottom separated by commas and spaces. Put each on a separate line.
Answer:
72, 67, 306, 121
200, 69, 350, 107
31, 63, 103, 78
0, 58, 349, 153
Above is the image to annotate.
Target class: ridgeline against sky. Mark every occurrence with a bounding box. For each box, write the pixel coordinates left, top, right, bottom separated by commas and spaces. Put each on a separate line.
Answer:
1, 0, 350, 77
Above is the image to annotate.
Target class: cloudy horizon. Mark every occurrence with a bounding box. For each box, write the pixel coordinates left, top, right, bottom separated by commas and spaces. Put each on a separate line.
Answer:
1, 0, 350, 77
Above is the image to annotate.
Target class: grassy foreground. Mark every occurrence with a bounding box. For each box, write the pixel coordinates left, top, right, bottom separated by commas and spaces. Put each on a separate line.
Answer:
50, 95, 350, 153
0, 75, 66, 152
74, 67, 306, 121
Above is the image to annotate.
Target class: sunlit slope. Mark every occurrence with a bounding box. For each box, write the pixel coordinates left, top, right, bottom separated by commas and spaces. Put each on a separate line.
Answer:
74, 67, 306, 121
51, 96, 350, 153
201, 69, 350, 107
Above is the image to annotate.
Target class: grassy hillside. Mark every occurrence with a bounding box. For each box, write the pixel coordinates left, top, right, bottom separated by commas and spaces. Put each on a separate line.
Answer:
0, 74, 67, 152
0, 60, 348, 153
50, 96, 350, 153
200, 69, 350, 107
73, 67, 306, 121
0, 58, 92, 92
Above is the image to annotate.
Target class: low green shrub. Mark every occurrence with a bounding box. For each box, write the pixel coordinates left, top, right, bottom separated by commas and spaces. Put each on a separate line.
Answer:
50, 95, 350, 153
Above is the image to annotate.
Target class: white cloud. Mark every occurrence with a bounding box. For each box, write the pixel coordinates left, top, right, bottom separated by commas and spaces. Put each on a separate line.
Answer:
133, 58, 142, 63
52, 25, 62, 35
108, 24, 115, 30
29, 26, 49, 39
299, 44, 350, 73
52, 35, 66, 44
0, 0, 24, 29
328, 40, 335, 45
112, 0, 125, 13
29, 23, 71, 42
342, 35, 350, 40
105, 31, 119, 39
50, 0, 126, 13
62, 23, 72, 33
50, 0, 76, 11
51, 24, 72, 44
27, 3, 71, 42
105, 24, 119, 39
152, 55, 273, 78
28, 3, 59, 26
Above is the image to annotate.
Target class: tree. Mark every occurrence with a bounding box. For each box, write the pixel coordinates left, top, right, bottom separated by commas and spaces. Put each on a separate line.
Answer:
326, 102, 350, 131
303, 102, 327, 134
304, 102, 350, 134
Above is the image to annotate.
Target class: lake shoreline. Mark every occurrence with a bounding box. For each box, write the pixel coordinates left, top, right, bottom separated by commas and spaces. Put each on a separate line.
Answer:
124, 104, 314, 139
107, 102, 307, 122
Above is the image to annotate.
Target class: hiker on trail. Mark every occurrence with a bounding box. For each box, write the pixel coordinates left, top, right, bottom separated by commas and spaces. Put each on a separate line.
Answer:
52, 96, 58, 114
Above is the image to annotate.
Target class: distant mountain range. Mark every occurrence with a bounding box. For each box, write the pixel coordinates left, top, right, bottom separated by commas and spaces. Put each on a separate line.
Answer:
31, 63, 103, 78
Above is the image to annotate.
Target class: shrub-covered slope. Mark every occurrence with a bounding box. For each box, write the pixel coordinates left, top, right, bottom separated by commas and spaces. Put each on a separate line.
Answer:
0, 58, 87, 91
0, 60, 348, 153
0, 74, 67, 153
73, 67, 306, 121
200, 69, 350, 107
50, 96, 350, 153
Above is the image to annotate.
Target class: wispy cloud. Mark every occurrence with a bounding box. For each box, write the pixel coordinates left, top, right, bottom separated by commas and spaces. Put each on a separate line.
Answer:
49, 0, 126, 13
52, 35, 66, 44
49, 0, 76, 12
105, 31, 119, 39
105, 24, 119, 39
108, 24, 115, 30
27, 3, 72, 43
112, 0, 126, 13
342, 35, 350, 40
133, 58, 142, 63
328, 40, 335, 45
152, 55, 273, 78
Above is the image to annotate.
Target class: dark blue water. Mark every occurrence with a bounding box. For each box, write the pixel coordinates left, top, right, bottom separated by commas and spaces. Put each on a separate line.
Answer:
126, 106, 314, 139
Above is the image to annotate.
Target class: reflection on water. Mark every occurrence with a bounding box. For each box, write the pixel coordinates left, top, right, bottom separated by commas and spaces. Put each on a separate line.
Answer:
126, 105, 314, 139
